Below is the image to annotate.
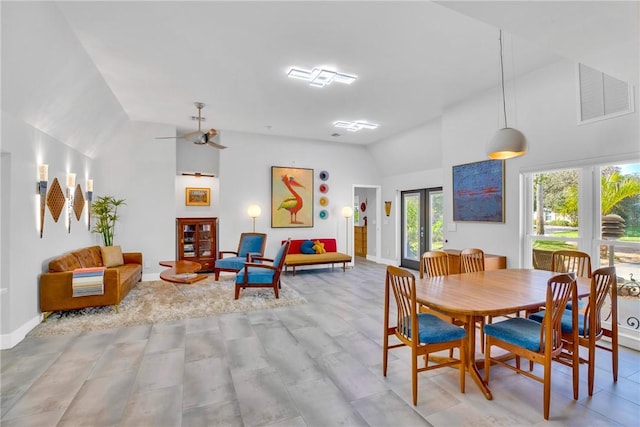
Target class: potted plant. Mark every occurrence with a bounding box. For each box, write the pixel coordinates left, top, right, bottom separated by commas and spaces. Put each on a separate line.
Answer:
91, 196, 126, 246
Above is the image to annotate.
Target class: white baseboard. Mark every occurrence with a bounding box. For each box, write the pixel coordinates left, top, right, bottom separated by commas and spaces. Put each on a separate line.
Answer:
1, 314, 42, 350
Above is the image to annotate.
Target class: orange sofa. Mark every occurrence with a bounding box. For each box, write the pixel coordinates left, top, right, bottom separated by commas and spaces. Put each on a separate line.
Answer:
39, 245, 142, 317
282, 238, 351, 275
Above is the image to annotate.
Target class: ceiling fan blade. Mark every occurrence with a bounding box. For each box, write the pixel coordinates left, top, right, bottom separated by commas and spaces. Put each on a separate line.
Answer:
207, 141, 227, 149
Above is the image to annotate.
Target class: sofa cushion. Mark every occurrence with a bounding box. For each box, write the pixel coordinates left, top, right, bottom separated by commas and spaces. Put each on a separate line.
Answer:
300, 240, 316, 254
72, 246, 103, 268
49, 253, 82, 272
101, 245, 124, 268
313, 240, 326, 254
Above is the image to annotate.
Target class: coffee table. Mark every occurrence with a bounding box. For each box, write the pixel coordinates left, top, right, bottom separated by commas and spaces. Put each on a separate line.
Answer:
159, 260, 207, 284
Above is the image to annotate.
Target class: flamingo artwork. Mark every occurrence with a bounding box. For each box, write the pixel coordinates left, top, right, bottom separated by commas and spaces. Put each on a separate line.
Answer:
278, 174, 305, 224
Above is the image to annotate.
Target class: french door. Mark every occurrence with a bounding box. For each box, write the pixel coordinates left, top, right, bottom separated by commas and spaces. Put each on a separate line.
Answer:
400, 187, 443, 270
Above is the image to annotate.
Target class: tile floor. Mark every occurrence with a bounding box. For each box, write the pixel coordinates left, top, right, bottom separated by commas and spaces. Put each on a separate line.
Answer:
1, 259, 639, 426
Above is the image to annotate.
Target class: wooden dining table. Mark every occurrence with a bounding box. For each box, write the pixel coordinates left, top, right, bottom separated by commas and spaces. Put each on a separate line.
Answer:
416, 268, 591, 400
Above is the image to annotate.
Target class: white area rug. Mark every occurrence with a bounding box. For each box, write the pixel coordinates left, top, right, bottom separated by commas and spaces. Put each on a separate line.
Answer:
29, 276, 306, 336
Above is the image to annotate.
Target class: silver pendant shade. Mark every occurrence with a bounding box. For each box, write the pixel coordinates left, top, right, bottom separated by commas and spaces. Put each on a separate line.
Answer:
487, 30, 527, 160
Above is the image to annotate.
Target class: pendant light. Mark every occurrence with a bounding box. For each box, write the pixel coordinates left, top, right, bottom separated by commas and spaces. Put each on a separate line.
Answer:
487, 30, 527, 160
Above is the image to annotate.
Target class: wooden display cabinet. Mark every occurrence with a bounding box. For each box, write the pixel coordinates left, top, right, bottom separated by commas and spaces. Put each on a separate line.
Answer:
176, 217, 218, 272
443, 249, 506, 274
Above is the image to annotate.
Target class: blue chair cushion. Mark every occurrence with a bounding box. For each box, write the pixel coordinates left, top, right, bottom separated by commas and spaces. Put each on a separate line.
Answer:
215, 256, 246, 271
236, 266, 275, 284
565, 299, 586, 310
528, 310, 586, 335
238, 235, 265, 258
484, 317, 542, 352
404, 313, 466, 344
300, 240, 316, 254
273, 242, 288, 266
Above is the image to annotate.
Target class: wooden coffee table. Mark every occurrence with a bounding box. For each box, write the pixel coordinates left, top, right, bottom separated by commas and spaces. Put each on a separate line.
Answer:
159, 260, 207, 284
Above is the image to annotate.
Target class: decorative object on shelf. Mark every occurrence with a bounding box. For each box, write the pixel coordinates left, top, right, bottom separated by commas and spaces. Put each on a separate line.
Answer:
46, 177, 65, 223
66, 173, 76, 233
185, 187, 210, 206
91, 196, 126, 246
319, 209, 328, 219
487, 29, 527, 160
247, 204, 261, 232
319, 183, 329, 193
319, 170, 329, 181
342, 206, 353, 254
86, 179, 93, 230
73, 184, 85, 221
384, 200, 392, 217
37, 164, 48, 238
271, 166, 313, 228
319, 196, 329, 207
453, 159, 504, 222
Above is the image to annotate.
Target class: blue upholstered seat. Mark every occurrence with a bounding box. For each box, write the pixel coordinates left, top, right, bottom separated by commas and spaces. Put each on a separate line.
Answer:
529, 310, 586, 335
214, 233, 267, 279
403, 313, 466, 344
483, 317, 543, 352
235, 240, 290, 299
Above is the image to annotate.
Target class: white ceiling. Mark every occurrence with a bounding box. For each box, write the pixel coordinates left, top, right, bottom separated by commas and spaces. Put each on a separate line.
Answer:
53, 0, 638, 147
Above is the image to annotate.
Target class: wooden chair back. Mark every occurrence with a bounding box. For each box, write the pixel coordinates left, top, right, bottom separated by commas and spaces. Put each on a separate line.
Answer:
420, 251, 449, 279
460, 248, 484, 273
551, 250, 592, 278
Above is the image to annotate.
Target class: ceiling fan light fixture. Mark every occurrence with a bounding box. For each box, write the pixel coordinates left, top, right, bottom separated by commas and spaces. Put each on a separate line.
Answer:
487, 128, 527, 159
487, 30, 527, 160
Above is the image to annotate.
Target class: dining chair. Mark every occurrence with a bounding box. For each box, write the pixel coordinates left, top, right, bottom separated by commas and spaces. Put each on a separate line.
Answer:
460, 248, 485, 273
383, 265, 466, 405
235, 239, 290, 299
214, 232, 267, 280
460, 248, 488, 351
419, 250, 464, 357
550, 249, 592, 311
529, 266, 618, 397
484, 273, 576, 420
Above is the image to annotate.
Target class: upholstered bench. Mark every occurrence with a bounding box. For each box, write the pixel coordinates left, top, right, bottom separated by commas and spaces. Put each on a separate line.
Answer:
282, 238, 351, 275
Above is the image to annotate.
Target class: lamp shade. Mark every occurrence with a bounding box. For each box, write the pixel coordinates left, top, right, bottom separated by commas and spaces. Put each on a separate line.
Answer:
487, 127, 527, 160
341, 206, 353, 218
247, 204, 261, 218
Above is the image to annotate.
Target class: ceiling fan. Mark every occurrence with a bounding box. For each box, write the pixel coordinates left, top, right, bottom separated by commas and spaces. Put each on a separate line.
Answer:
156, 102, 227, 149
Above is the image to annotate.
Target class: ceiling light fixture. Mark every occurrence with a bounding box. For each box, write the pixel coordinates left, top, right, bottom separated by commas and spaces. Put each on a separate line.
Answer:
287, 66, 357, 88
487, 30, 527, 160
334, 120, 378, 132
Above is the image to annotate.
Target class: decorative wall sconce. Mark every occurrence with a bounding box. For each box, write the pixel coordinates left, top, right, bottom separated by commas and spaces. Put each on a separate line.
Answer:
37, 164, 48, 238
86, 179, 93, 230
66, 173, 76, 233
384, 201, 392, 217
247, 204, 261, 232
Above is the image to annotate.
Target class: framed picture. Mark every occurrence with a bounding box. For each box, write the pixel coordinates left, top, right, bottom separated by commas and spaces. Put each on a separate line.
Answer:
271, 166, 314, 228
185, 187, 210, 206
452, 159, 504, 222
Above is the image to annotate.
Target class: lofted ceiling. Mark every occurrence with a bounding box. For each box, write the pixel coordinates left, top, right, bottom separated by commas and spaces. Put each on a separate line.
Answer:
41, 1, 640, 151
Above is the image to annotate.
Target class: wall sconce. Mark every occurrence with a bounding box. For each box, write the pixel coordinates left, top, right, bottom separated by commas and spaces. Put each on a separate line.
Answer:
341, 206, 353, 254
247, 204, 261, 232
384, 201, 392, 217
66, 173, 76, 233
86, 179, 93, 230
37, 164, 48, 238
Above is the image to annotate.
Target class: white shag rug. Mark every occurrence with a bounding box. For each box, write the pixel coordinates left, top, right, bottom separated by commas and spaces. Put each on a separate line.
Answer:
29, 276, 306, 336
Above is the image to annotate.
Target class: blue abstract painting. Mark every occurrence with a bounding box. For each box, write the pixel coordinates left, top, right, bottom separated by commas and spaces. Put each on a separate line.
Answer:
452, 160, 504, 222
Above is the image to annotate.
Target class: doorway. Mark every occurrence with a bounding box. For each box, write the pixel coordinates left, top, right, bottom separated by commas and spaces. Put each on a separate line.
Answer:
400, 187, 443, 270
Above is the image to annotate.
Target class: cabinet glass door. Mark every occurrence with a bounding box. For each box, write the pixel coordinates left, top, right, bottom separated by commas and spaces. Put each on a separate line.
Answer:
183, 225, 196, 257
198, 223, 212, 257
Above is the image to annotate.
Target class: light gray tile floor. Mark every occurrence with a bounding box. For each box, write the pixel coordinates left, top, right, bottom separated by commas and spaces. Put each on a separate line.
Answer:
1, 259, 639, 426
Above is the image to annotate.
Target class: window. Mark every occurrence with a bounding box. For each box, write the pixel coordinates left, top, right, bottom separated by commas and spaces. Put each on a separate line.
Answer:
525, 161, 640, 348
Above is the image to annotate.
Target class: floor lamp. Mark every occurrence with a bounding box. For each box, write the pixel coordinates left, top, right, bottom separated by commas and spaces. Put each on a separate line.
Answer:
341, 206, 353, 254
248, 205, 261, 232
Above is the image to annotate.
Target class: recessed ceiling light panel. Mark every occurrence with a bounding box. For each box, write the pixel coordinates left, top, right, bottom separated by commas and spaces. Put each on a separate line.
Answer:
287, 66, 357, 88
334, 120, 379, 132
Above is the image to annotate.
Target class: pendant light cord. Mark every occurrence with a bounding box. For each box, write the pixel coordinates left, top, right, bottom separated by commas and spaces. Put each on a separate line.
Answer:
499, 29, 508, 128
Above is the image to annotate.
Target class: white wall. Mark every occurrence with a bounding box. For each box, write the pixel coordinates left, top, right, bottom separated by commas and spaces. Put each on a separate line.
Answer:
216, 131, 381, 258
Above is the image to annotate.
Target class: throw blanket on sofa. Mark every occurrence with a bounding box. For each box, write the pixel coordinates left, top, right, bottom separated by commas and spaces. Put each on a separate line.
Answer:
72, 267, 106, 297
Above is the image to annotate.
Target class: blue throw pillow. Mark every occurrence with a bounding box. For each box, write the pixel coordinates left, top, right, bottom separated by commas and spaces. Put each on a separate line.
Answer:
300, 240, 316, 254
